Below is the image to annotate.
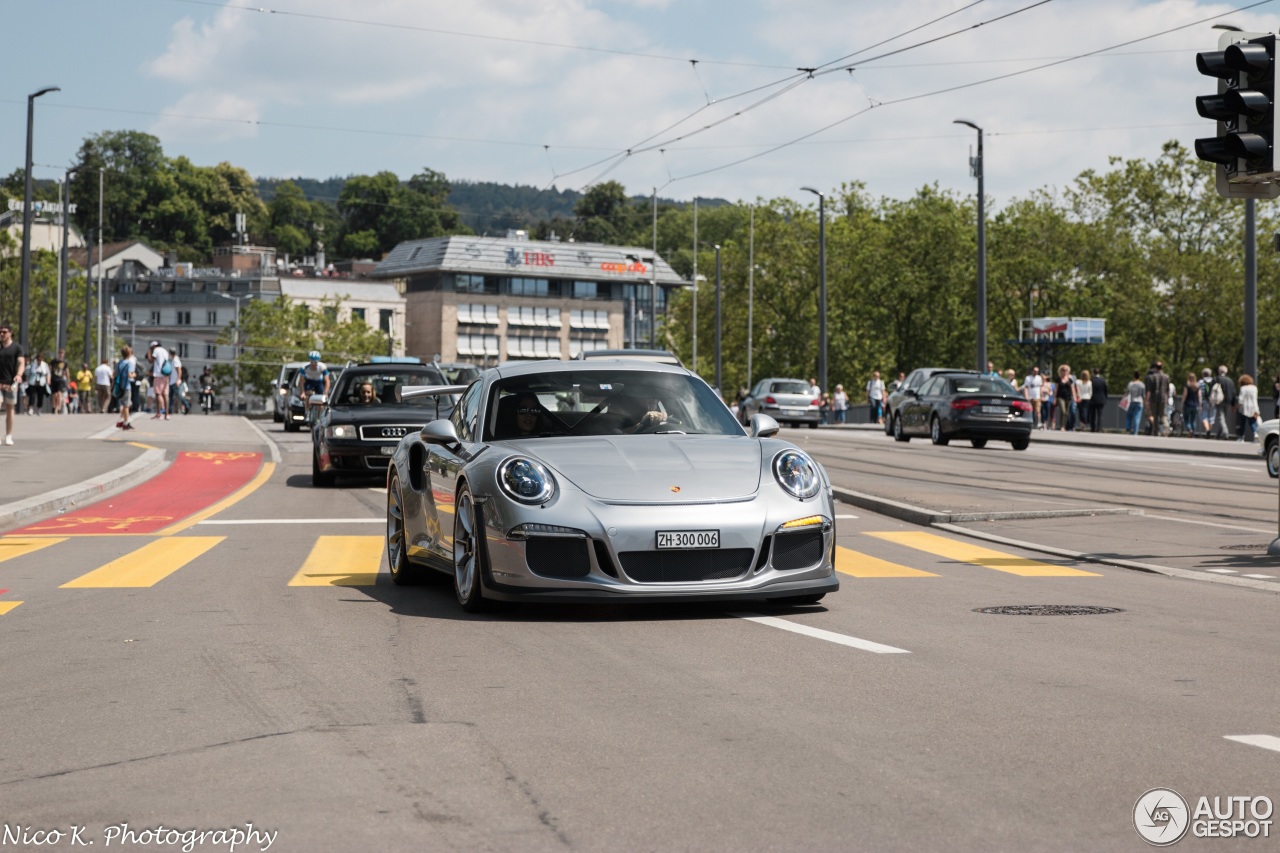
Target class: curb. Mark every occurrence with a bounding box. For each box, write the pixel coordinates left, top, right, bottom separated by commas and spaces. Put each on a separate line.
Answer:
0, 448, 167, 531
831, 487, 1280, 595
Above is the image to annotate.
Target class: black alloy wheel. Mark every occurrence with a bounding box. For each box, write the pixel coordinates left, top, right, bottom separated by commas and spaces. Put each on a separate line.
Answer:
387, 474, 417, 584
312, 445, 336, 487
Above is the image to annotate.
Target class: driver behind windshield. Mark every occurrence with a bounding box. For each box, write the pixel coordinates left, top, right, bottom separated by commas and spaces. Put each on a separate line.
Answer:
355, 381, 380, 406
611, 394, 668, 433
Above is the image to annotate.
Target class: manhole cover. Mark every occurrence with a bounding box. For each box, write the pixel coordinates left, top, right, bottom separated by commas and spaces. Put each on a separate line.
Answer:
974, 605, 1124, 616
1219, 543, 1268, 551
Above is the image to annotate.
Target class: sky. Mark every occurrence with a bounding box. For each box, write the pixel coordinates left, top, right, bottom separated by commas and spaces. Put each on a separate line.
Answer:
5, 0, 1278, 218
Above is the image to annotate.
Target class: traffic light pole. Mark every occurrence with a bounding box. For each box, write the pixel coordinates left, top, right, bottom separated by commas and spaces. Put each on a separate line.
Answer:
1246, 197, 1257, 380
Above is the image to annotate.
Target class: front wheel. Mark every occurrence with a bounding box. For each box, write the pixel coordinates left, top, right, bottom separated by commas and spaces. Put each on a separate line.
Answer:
312, 446, 336, 487
387, 474, 418, 585
1268, 438, 1279, 478
970, 438, 988, 449
930, 417, 949, 446
453, 485, 490, 612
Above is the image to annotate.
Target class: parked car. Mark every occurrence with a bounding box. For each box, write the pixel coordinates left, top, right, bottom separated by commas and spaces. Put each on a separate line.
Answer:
738, 378, 821, 428
435, 361, 482, 385
1260, 417, 1279, 477
311, 362, 451, 487
576, 348, 684, 367
273, 362, 307, 423
893, 373, 1033, 449
884, 368, 978, 436
383, 359, 838, 611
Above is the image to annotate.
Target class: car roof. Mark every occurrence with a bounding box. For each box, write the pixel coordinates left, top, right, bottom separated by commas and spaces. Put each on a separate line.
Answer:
578, 348, 683, 366
494, 359, 689, 379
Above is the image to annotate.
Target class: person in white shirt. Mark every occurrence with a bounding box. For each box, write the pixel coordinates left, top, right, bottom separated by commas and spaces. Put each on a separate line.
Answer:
148, 341, 172, 420
865, 371, 886, 425
94, 358, 113, 414
1023, 366, 1045, 429
832, 384, 849, 424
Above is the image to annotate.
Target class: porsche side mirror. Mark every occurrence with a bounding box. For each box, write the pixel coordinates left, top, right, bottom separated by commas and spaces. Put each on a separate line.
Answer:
749, 413, 780, 438
419, 419, 460, 447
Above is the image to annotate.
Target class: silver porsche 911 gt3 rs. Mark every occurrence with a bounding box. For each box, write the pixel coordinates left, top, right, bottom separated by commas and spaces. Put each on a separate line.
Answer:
384, 359, 839, 611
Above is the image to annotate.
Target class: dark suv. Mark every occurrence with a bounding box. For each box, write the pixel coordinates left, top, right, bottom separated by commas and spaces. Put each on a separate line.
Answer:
311, 361, 451, 487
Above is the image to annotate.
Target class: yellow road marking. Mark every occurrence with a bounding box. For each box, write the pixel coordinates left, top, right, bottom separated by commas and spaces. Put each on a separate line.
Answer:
127, 441, 156, 449
0, 537, 67, 563
155, 461, 276, 536
60, 537, 224, 588
0, 601, 22, 615
288, 536, 382, 587
865, 531, 1100, 577
835, 545, 937, 577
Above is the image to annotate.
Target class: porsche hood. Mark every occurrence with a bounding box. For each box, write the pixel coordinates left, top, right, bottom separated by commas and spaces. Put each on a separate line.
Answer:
504, 436, 763, 502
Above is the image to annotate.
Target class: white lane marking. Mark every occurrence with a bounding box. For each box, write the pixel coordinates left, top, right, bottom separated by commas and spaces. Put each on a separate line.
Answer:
1190, 462, 1258, 471
90, 424, 121, 440
197, 518, 381, 525
834, 514, 859, 519
731, 613, 910, 654
1224, 735, 1280, 754
1206, 569, 1239, 574
1144, 514, 1273, 534
1242, 574, 1277, 579
368, 487, 384, 492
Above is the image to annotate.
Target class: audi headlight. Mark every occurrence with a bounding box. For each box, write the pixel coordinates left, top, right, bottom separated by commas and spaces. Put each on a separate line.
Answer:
498, 457, 555, 504
773, 449, 821, 499
325, 424, 357, 439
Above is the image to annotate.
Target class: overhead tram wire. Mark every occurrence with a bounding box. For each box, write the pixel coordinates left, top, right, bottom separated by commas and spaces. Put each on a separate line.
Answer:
581, 0, 1060, 179
811, 0, 989, 72
663, 0, 1276, 187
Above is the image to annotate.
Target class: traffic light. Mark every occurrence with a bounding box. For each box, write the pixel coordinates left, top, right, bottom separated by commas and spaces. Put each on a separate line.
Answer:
1195, 31, 1280, 198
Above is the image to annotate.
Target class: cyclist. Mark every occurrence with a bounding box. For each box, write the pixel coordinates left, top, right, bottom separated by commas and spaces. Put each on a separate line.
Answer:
296, 351, 331, 424
198, 366, 216, 414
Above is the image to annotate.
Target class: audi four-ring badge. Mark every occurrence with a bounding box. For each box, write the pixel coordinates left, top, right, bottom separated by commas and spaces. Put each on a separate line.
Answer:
310, 360, 457, 488
384, 359, 839, 612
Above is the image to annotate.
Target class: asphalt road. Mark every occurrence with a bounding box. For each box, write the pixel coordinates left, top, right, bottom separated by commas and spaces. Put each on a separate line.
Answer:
0, 424, 1276, 852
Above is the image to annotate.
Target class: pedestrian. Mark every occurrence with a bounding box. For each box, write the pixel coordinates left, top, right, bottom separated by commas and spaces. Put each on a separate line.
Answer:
175, 365, 191, 415
832, 384, 848, 424
1054, 364, 1079, 431
0, 323, 26, 446
821, 392, 833, 424
76, 362, 95, 413
1272, 370, 1280, 420
1124, 370, 1146, 435
1004, 368, 1019, 391
1181, 372, 1200, 438
1144, 361, 1171, 437
148, 340, 171, 420
94, 357, 113, 414
1198, 368, 1215, 436
1043, 372, 1057, 430
808, 377, 821, 399
1238, 374, 1261, 442
49, 348, 69, 414
985, 360, 999, 379
1076, 369, 1093, 431
1090, 369, 1108, 432
25, 352, 49, 415
1210, 365, 1235, 439
141, 375, 153, 414
67, 381, 79, 414
889, 372, 905, 393
114, 345, 137, 431
1023, 366, 1044, 428
865, 370, 886, 425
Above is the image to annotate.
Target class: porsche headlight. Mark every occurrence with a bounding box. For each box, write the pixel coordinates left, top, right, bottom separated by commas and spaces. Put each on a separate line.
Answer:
325, 424, 357, 439
498, 457, 555, 504
773, 449, 821, 499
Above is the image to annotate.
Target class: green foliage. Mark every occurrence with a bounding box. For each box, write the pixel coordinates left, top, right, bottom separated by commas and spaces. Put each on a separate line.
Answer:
220, 296, 397, 396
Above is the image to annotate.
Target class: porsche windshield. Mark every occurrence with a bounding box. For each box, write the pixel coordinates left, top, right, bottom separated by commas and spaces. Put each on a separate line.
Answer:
486, 370, 742, 440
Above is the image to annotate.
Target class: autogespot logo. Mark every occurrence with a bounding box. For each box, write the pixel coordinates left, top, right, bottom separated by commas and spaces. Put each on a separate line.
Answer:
1134, 788, 1190, 846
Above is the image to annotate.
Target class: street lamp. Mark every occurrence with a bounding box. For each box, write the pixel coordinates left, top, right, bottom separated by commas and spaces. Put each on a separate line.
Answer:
954, 119, 987, 372
800, 187, 827, 395
19, 85, 60, 354
216, 291, 253, 415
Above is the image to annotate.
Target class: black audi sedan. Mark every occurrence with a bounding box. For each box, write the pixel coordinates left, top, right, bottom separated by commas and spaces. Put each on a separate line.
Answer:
312, 360, 456, 486
892, 374, 1032, 449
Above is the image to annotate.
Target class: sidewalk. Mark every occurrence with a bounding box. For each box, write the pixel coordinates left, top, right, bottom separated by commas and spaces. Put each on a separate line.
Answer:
0, 411, 275, 531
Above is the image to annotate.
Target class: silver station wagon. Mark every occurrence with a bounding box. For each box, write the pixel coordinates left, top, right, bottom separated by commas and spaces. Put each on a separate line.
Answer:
385, 360, 839, 611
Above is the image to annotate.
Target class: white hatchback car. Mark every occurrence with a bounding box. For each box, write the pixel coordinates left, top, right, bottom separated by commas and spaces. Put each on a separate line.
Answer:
1260, 418, 1279, 477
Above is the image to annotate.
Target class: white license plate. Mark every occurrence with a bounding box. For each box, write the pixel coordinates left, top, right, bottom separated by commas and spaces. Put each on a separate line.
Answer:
656, 530, 720, 550
783, 409, 803, 416
981, 405, 1007, 414
379, 445, 396, 456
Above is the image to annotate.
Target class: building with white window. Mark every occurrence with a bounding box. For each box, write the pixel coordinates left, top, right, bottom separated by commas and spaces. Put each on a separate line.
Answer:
372, 233, 687, 366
